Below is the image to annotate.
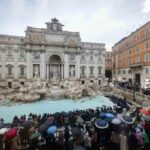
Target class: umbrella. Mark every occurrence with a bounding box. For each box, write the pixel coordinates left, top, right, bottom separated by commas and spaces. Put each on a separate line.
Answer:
61, 111, 68, 117
47, 126, 57, 134
99, 112, 106, 119
111, 118, 121, 125
95, 119, 108, 129
143, 115, 150, 121
105, 113, 115, 118
21, 121, 31, 128
73, 145, 85, 150
39, 124, 49, 133
0, 128, 9, 135
105, 117, 114, 123
76, 116, 84, 124
5, 128, 18, 140
29, 131, 41, 140
122, 116, 134, 124
107, 111, 116, 116
116, 114, 123, 120
71, 127, 81, 136
47, 116, 54, 122
54, 112, 60, 117
140, 109, 149, 115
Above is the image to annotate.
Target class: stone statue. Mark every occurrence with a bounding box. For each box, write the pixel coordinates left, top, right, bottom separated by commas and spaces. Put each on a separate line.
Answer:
51, 66, 59, 84
34, 65, 39, 78
70, 66, 75, 77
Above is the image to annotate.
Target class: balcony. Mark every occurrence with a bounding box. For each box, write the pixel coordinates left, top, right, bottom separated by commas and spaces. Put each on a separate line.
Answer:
129, 62, 144, 69
89, 60, 95, 64
19, 74, 26, 78
89, 75, 95, 78
6, 74, 14, 78
80, 60, 86, 64
80, 74, 86, 78
6, 55, 14, 61
19, 57, 26, 62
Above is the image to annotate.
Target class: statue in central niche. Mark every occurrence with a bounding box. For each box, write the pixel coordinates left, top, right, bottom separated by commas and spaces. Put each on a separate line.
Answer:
51, 66, 59, 85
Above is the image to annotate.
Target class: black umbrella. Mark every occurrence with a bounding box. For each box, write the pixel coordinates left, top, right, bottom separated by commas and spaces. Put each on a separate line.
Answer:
95, 119, 108, 129
45, 120, 53, 126
61, 111, 68, 117
21, 121, 31, 128
54, 112, 60, 117
39, 124, 49, 133
122, 116, 134, 124
73, 145, 85, 150
71, 127, 81, 136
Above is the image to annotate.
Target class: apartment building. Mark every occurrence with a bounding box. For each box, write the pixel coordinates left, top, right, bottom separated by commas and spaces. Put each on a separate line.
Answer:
112, 22, 150, 88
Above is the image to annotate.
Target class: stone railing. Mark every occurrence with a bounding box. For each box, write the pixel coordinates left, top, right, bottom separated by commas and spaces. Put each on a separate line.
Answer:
89, 75, 95, 78
80, 74, 86, 78
19, 74, 26, 78
6, 74, 14, 78
116, 86, 150, 103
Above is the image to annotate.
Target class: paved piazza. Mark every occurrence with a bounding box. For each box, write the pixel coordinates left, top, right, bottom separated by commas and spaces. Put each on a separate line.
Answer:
0, 18, 106, 87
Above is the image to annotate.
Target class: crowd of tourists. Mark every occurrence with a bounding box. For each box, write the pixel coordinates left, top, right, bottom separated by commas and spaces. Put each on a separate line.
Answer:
0, 98, 150, 150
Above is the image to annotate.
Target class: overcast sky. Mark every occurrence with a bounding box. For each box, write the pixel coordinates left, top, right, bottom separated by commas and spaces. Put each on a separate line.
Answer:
0, 0, 150, 50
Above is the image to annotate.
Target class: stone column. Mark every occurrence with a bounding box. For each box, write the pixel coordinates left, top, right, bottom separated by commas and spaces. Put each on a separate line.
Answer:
64, 52, 69, 79
26, 50, 32, 79
1, 49, 6, 79
61, 64, 64, 79
46, 64, 48, 81
13, 49, 18, 79
75, 53, 80, 79
40, 51, 46, 80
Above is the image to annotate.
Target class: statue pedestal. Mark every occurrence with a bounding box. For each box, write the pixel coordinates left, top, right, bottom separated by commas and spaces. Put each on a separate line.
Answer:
49, 85, 65, 98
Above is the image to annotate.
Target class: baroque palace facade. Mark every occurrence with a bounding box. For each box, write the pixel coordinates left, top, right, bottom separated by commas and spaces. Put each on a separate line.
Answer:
0, 18, 106, 88
112, 21, 150, 88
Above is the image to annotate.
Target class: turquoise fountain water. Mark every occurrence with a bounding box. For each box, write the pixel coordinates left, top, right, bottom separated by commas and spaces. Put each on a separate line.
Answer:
0, 96, 114, 123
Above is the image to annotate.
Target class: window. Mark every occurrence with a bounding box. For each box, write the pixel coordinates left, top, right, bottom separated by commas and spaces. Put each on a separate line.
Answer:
128, 69, 132, 74
81, 55, 85, 60
90, 67, 94, 76
145, 42, 149, 49
123, 70, 126, 74
145, 68, 149, 74
90, 55, 93, 60
8, 66, 12, 75
20, 66, 25, 75
144, 53, 150, 62
129, 58, 132, 65
98, 67, 102, 75
129, 49, 132, 55
20, 50, 25, 57
135, 56, 140, 63
7, 49, 12, 56
136, 46, 139, 53
98, 53, 102, 60
113, 70, 116, 74
81, 67, 85, 76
